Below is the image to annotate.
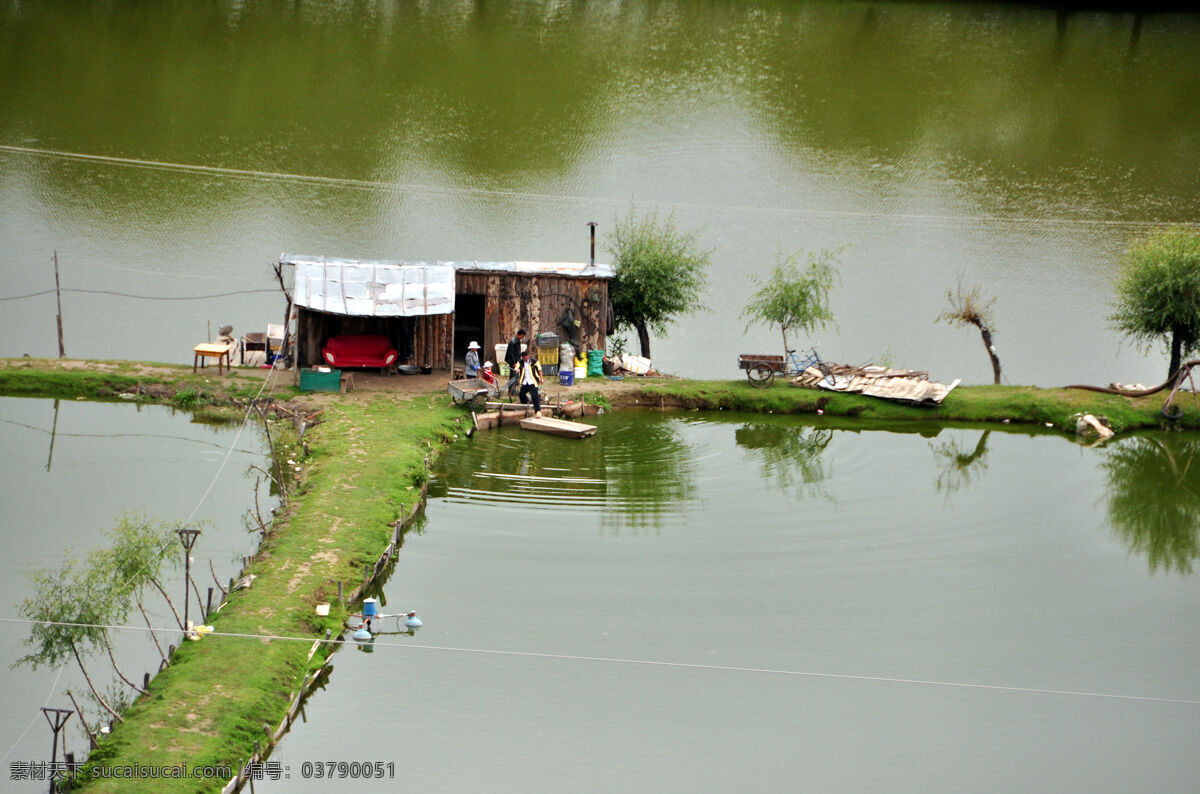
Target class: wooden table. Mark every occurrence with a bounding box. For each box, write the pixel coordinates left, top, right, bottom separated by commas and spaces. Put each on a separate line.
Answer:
193, 342, 234, 375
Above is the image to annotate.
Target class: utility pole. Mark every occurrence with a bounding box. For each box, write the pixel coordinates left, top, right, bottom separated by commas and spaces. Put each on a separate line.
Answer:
177, 529, 201, 636
41, 707, 71, 794
53, 250, 65, 357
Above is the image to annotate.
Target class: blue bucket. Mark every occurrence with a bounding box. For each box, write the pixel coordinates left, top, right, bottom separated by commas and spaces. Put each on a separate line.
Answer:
559, 370, 574, 386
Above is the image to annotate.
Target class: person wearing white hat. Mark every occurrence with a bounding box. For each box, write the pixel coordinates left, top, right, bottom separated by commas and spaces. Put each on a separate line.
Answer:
465, 341, 481, 377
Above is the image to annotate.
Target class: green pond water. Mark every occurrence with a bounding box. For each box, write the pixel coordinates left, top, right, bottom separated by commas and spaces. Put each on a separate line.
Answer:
257, 411, 1200, 793
2, 1, 1200, 386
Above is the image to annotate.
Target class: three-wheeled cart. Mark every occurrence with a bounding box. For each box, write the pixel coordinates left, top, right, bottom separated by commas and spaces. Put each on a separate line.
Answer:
738, 349, 831, 389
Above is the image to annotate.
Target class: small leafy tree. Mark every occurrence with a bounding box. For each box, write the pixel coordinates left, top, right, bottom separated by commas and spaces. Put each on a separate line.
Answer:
15, 513, 201, 723
741, 249, 841, 354
1111, 227, 1200, 380
16, 556, 127, 722
937, 275, 1002, 385
608, 210, 711, 358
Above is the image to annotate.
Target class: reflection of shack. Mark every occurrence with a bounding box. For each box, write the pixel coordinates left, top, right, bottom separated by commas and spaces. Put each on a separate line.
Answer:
279, 255, 615, 371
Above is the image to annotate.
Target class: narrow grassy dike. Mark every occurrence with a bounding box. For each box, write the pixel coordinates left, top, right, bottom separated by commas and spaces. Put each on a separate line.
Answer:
79, 394, 465, 793
631, 379, 1198, 433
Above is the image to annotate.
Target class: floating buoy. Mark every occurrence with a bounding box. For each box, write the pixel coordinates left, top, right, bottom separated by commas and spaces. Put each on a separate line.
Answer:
405, 611, 422, 629
352, 627, 372, 642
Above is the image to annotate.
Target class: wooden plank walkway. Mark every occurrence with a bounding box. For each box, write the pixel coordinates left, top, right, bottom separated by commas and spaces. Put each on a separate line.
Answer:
519, 415, 597, 438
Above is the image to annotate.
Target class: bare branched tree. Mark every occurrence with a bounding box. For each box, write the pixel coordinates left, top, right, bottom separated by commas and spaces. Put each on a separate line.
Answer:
938, 275, 1002, 384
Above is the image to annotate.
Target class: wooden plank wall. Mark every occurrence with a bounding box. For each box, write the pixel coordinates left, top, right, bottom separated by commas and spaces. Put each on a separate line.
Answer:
457, 273, 608, 357
413, 314, 454, 370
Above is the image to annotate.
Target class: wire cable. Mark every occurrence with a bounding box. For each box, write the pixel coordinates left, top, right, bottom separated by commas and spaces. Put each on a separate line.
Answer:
0, 662, 67, 764
0, 287, 278, 302
185, 363, 279, 523
3, 144, 1198, 232
2, 617, 1197, 709
0, 288, 56, 301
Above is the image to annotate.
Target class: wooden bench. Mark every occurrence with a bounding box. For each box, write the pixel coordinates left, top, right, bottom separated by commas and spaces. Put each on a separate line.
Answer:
193, 342, 234, 375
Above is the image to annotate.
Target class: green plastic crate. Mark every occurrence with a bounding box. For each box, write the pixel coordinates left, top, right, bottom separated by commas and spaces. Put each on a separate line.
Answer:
300, 368, 342, 392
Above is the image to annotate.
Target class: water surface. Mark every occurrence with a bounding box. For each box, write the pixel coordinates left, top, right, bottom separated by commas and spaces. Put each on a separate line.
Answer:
260, 412, 1200, 792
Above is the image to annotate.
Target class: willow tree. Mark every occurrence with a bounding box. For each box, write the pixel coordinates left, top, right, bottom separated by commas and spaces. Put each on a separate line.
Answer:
607, 210, 711, 358
741, 249, 841, 355
15, 513, 201, 722
16, 557, 126, 723
938, 276, 1002, 385
1111, 227, 1200, 380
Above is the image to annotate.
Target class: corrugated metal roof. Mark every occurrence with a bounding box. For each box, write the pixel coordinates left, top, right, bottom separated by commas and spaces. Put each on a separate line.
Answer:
451, 260, 615, 279
790, 363, 961, 406
284, 255, 455, 317
282, 253, 612, 278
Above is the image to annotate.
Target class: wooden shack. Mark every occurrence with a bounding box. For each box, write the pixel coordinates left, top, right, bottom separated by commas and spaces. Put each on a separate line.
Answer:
278, 255, 613, 371
452, 261, 613, 365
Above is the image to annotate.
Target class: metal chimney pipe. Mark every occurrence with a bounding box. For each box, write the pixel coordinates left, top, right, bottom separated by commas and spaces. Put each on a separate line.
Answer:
587, 222, 597, 266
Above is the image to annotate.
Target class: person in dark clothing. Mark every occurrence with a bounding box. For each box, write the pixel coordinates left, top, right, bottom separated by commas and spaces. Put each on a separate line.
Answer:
505, 329, 526, 370
515, 348, 544, 415
504, 329, 526, 398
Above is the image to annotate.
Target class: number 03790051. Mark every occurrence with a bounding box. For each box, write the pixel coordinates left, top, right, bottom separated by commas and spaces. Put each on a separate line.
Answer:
299, 761, 395, 779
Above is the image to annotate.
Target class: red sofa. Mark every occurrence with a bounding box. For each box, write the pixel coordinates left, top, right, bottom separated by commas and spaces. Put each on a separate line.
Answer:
322, 334, 399, 369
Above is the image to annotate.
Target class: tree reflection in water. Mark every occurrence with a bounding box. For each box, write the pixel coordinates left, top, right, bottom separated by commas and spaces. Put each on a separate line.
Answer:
1103, 435, 1200, 575
428, 417, 698, 536
600, 419, 698, 535
929, 430, 991, 497
733, 422, 833, 499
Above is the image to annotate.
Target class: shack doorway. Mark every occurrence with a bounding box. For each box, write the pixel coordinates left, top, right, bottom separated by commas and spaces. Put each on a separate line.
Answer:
454, 293, 486, 360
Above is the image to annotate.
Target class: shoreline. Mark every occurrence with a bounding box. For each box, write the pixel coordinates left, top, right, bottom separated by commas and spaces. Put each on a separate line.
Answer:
2, 356, 1191, 435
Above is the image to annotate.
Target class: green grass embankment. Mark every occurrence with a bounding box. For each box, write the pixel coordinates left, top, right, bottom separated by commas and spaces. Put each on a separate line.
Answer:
68, 393, 467, 792
0, 357, 288, 416
629, 379, 1195, 434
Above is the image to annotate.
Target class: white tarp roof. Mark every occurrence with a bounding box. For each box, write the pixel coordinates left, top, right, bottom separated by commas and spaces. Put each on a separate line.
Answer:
281, 254, 614, 318
284, 255, 455, 317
